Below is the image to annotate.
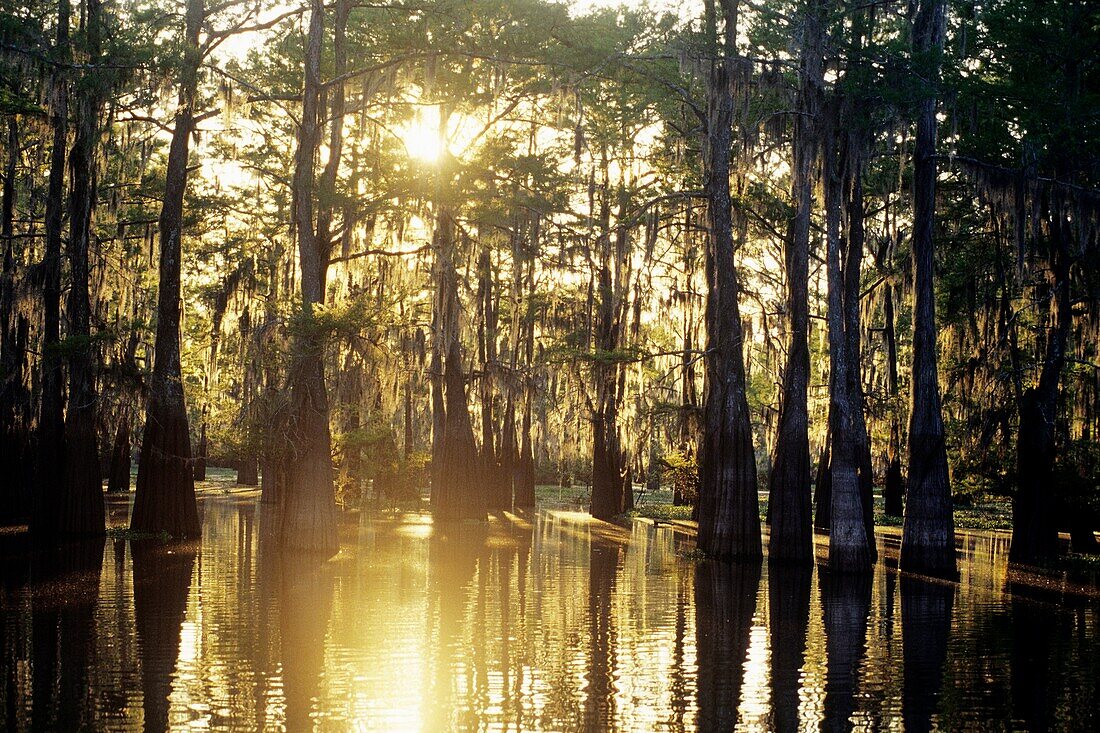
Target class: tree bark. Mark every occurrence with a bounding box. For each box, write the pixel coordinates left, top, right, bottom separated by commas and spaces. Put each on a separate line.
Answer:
59, 0, 108, 535
0, 117, 32, 522
844, 162, 877, 560
132, 0, 203, 540
430, 207, 486, 521
280, 0, 340, 554
1010, 187, 1071, 564
824, 120, 872, 573
883, 284, 904, 516
33, 0, 70, 537
696, 0, 762, 561
768, 0, 823, 564
106, 415, 131, 493
901, 0, 957, 578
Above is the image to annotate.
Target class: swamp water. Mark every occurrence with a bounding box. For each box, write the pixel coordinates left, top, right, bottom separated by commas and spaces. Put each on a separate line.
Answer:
1, 492, 1097, 731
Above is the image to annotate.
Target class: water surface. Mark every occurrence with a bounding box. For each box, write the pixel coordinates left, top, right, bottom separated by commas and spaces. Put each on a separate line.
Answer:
1, 493, 1097, 731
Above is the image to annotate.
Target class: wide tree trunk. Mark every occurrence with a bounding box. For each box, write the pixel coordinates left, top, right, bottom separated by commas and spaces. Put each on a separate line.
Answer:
33, 0, 70, 537
59, 0, 107, 536
767, 0, 823, 564
430, 208, 485, 521
514, 395, 536, 507
1010, 190, 1071, 564
237, 455, 259, 486
901, 0, 957, 578
280, 0, 340, 554
132, 0, 203, 540
696, 0, 762, 561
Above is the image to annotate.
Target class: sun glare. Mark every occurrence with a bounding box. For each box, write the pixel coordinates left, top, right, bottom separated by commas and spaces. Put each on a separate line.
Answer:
398, 106, 444, 162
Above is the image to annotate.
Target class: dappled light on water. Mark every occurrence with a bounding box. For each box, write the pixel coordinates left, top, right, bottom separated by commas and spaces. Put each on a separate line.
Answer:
0, 494, 1097, 730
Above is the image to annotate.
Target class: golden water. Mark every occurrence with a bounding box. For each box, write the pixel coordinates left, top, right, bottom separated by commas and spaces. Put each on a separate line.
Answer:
1, 493, 1096, 731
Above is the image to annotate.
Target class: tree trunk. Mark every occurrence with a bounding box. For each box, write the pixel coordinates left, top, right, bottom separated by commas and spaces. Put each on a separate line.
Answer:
1010, 192, 1071, 564
132, 0, 203, 540
767, 0, 823, 564
280, 0, 340, 555
430, 208, 485, 521
106, 416, 131, 493
33, 0, 70, 537
696, 0, 762, 561
824, 122, 871, 573
192, 422, 207, 481
59, 0, 108, 536
883, 284, 904, 516
901, 0, 957, 578
0, 117, 32, 522
515, 399, 536, 507
844, 163, 877, 560
813, 430, 832, 531
237, 455, 259, 486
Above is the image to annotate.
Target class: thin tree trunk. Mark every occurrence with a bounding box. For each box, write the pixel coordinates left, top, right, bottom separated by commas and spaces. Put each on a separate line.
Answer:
768, 0, 823, 564
33, 0, 70, 537
193, 422, 207, 481
813, 428, 832, 531
844, 162, 876, 560
106, 415, 131, 493
0, 117, 31, 522
901, 0, 957, 578
883, 283, 904, 516
132, 0, 203, 540
696, 0, 761, 561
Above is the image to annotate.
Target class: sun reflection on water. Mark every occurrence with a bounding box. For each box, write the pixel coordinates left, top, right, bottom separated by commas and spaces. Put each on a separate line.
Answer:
1, 495, 1098, 731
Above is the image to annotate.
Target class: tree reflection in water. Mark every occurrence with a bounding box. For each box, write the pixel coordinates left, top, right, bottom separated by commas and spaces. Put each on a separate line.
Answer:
132, 540, 195, 733
2, 499, 1099, 731
820, 569, 871, 732
901, 575, 954, 733
694, 559, 762, 731
277, 552, 334, 732
768, 561, 811, 733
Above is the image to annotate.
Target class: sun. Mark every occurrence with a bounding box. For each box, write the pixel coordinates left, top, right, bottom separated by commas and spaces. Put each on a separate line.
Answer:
398, 106, 443, 162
